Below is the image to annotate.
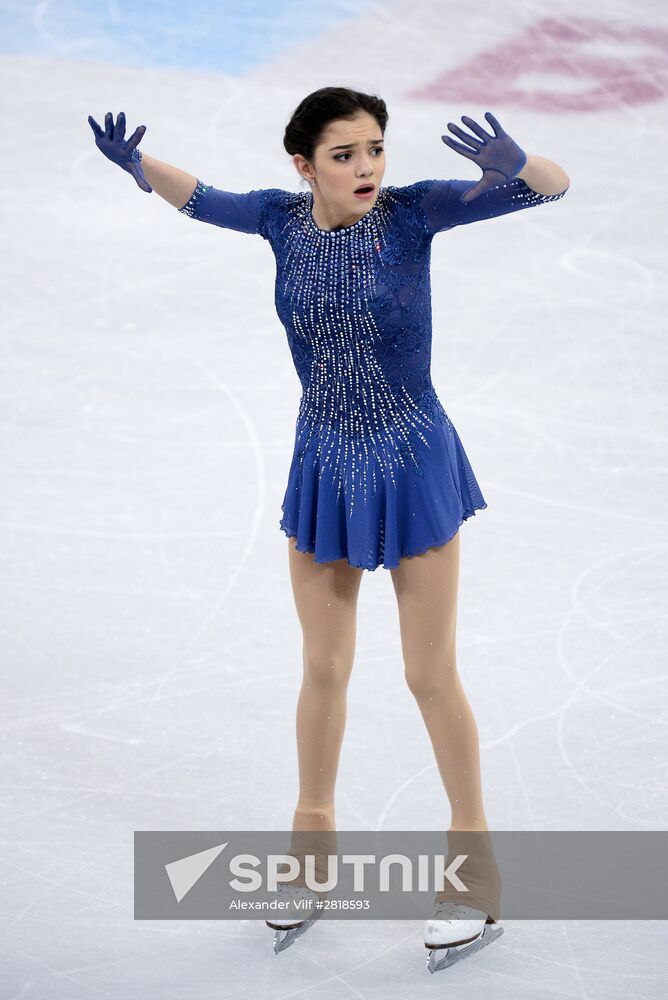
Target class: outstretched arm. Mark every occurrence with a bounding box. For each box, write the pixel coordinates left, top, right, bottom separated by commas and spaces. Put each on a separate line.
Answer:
87, 112, 270, 234
416, 111, 569, 234
441, 112, 569, 201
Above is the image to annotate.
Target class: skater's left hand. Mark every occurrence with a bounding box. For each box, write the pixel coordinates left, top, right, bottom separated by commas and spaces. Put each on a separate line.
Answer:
441, 112, 527, 204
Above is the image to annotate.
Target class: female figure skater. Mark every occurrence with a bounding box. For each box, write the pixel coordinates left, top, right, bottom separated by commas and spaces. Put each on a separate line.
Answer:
88, 87, 569, 969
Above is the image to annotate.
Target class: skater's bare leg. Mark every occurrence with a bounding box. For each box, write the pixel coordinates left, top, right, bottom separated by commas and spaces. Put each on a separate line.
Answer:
287, 537, 364, 835
390, 531, 489, 831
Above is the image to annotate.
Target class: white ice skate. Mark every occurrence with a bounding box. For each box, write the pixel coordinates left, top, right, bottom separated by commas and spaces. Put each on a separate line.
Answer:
424, 900, 503, 973
266, 882, 324, 954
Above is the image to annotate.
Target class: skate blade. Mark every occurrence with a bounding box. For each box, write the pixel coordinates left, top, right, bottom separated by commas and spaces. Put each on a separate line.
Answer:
426, 922, 503, 973
269, 908, 324, 954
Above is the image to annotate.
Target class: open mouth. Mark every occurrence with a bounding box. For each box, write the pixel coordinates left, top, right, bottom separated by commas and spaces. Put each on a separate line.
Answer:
354, 184, 375, 194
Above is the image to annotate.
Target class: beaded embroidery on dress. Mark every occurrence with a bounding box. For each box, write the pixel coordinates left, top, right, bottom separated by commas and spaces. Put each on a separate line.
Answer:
179, 176, 567, 570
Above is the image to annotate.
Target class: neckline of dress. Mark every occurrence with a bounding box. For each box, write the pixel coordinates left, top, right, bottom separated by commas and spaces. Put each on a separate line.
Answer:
306, 189, 380, 235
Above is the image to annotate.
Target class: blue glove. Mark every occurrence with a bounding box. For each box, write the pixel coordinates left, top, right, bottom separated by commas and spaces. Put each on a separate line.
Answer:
441, 112, 527, 204
87, 111, 152, 193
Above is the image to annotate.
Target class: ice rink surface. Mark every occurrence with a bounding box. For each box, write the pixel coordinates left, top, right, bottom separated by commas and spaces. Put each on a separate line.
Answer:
1, 0, 668, 996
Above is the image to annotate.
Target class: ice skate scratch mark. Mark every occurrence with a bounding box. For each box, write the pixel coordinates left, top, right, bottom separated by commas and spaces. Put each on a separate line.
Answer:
139, 349, 265, 736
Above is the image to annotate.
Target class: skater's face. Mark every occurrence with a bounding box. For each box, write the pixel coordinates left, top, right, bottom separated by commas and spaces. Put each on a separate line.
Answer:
293, 111, 385, 228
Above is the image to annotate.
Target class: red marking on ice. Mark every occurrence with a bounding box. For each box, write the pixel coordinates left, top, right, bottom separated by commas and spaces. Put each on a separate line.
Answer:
407, 17, 668, 111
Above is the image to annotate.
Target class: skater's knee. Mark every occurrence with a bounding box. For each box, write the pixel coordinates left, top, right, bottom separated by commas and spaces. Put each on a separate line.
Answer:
302, 650, 354, 690
404, 657, 459, 702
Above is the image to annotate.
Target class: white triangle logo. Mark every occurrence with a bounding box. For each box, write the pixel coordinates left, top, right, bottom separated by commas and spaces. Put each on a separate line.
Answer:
165, 842, 229, 902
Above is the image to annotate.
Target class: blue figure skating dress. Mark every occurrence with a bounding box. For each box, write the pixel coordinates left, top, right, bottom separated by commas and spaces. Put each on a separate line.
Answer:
179, 175, 566, 570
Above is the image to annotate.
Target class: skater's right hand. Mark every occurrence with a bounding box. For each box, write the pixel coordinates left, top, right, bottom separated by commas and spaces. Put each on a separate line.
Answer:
87, 111, 152, 193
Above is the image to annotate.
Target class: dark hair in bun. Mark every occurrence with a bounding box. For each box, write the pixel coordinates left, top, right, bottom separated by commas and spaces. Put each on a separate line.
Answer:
283, 86, 388, 166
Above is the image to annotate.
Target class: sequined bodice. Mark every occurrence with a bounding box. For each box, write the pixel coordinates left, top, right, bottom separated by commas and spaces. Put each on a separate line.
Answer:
269, 186, 443, 456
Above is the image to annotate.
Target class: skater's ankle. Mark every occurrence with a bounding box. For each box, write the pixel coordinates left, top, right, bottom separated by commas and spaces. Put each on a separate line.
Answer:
293, 805, 336, 831
448, 821, 489, 832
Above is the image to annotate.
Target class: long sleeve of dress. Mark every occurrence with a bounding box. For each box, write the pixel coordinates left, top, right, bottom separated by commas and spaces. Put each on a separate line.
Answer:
417, 177, 568, 236
177, 178, 277, 236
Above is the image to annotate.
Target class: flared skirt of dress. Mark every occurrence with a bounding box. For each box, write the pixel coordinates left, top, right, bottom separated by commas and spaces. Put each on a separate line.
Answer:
279, 389, 487, 571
